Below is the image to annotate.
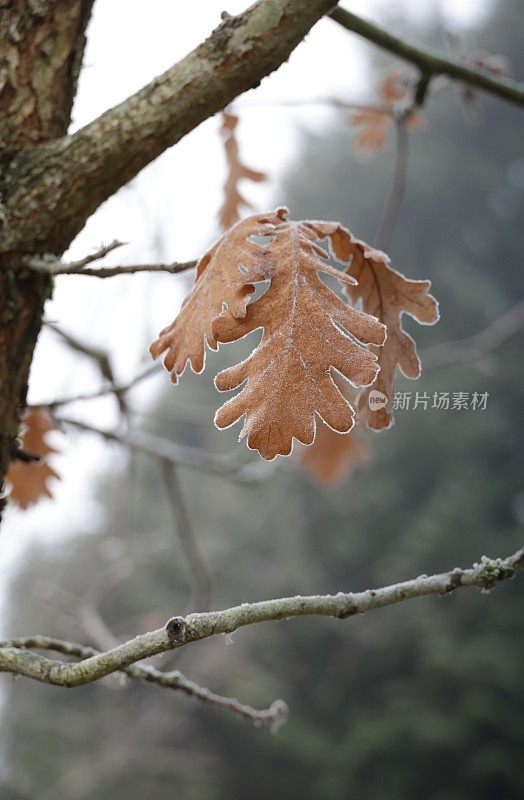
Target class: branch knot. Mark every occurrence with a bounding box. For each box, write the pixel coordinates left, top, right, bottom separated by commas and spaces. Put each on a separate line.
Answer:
166, 616, 187, 643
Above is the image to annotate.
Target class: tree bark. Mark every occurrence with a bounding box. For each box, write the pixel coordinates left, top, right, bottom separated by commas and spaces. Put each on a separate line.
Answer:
0, 0, 94, 511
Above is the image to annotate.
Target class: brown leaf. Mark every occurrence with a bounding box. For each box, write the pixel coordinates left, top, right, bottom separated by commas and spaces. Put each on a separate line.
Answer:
344, 237, 439, 430
150, 211, 280, 380
300, 379, 371, 484
301, 425, 371, 485
6, 408, 60, 509
350, 107, 391, 154
377, 69, 409, 103
349, 68, 422, 155
218, 111, 266, 231
211, 208, 386, 459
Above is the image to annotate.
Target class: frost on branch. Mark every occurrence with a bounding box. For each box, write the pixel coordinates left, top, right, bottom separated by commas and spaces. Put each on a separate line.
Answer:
218, 111, 267, 231
344, 238, 439, 429
6, 408, 60, 509
211, 209, 386, 459
151, 208, 386, 460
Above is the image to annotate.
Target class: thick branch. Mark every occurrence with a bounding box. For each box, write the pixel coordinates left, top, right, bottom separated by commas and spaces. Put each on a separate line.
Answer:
1, 547, 521, 688
2, 0, 338, 255
329, 7, 524, 109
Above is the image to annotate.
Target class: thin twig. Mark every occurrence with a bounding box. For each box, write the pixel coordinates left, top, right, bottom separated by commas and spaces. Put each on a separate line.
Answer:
238, 96, 398, 115
162, 462, 212, 612
29, 363, 161, 410
375, 119, 409, 251
27, 248, 197, 278
25, 238, 197, 277
42, 261, 197, 278
422, 297, 524, 369
329, 7, 524, 109
56, 416, 262, 483
46, 322, 114, 383
26, 240, 124, 272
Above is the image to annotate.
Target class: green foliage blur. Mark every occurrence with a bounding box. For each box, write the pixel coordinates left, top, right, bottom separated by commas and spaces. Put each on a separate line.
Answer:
2, 2, 523, 798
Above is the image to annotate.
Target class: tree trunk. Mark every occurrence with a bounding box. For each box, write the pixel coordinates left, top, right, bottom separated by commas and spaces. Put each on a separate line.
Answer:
0, 0, 94, 513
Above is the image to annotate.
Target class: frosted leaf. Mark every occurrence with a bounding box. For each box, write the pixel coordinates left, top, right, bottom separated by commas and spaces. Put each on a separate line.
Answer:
212, 209, 386, 459
150, 210, 282, 381
344, 235, 439, 429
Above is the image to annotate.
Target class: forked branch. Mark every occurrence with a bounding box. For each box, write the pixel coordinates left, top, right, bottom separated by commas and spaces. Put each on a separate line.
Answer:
27, 243, 197, 278
0, 636, 287, 731
1, 547, 521, 725
330, 7, 524, 109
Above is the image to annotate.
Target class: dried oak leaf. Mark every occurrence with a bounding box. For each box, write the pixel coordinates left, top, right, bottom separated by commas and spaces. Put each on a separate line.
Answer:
350, 68, 422, 155
300, 378, 372, 484
350, 107, 391, 155
150, 212, 279, 380
211, 208, 386, 459
218, 111, 266, 231
301, 426, 371, 485
344, 237, 439, 430
6, 408, 60, 509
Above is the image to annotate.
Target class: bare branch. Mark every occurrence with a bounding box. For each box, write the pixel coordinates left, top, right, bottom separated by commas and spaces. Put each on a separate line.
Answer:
423, 297, 524, 370
1, 547, 521, 695
29, 364, 161, 410
46, 322, 113, 382
238, 96, 400, 116
329, 7, 524, 109
0, 636, 286, 731
375, 120, 409, 251
45, 321, 131, 416
162, 462, 212, 612
47, 261, 197, 278
28, 240, 125, 273
28, 244, 197, 278
56, 416, 263, 483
